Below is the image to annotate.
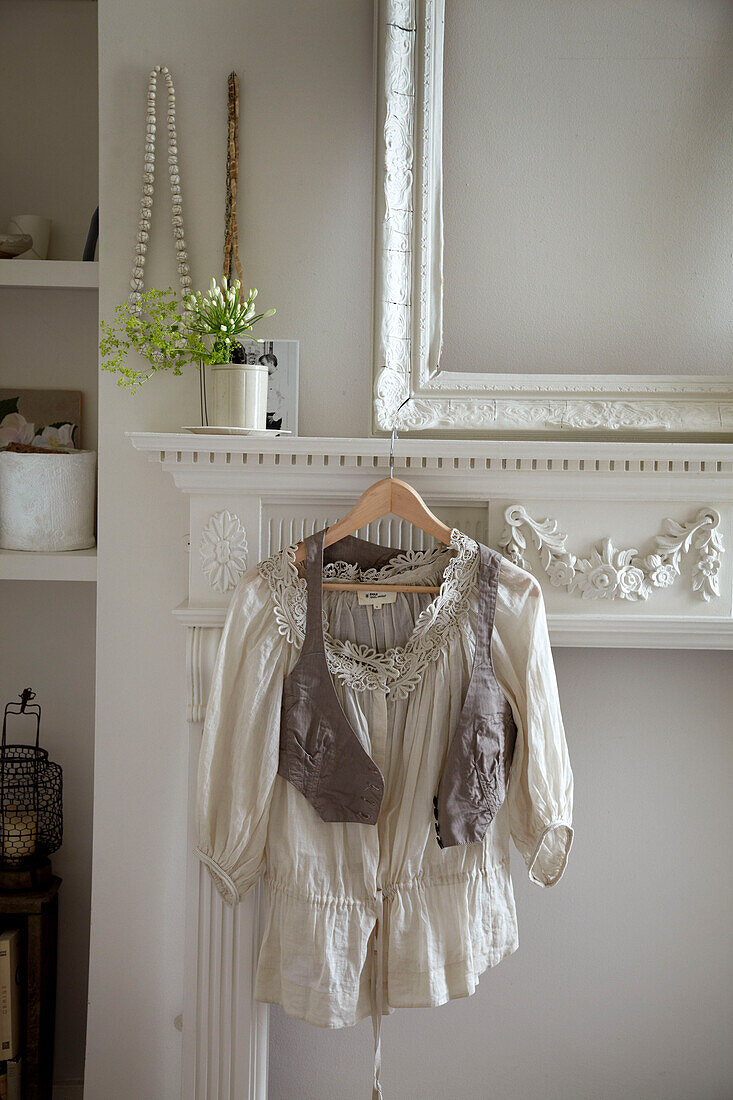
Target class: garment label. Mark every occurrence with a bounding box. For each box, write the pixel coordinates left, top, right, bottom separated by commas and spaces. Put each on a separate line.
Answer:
357, 590, 398, 608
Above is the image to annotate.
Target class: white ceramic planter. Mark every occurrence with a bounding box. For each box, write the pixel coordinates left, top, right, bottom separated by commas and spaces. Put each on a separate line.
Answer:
0, 449, 96, 551
210, 363, 268, 430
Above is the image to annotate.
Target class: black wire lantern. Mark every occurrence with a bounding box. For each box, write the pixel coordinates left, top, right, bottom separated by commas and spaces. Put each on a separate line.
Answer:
0, 689, 62, 870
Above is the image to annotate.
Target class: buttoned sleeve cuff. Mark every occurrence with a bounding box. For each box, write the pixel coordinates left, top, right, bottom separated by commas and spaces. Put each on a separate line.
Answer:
195, 849, 243, 907
526, 822, 574, 887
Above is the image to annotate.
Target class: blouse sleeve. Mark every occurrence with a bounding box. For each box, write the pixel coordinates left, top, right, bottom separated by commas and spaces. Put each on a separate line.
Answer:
492, 562, 574, 887
196, 568, 290, 905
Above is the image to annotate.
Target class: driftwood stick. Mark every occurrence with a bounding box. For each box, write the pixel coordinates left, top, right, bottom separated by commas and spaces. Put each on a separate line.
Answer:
224, 72, 244, 293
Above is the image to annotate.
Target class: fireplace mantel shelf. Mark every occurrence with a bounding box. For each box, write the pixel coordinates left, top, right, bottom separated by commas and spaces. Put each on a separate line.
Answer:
130, 433, 733, 650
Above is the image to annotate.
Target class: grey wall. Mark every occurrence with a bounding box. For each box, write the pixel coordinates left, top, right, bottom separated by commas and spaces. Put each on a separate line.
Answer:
90, 2, 733, 1098
1, 4, 98, 1093
0, 582, 95, 1091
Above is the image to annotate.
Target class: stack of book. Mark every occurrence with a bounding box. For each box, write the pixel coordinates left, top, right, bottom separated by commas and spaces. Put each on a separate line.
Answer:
0, 930, 22, 1100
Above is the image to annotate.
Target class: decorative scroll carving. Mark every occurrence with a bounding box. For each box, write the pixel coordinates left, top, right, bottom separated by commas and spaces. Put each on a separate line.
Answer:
372, 0, 733, 434
200, 509, 248, 592
500, 505, 724, 602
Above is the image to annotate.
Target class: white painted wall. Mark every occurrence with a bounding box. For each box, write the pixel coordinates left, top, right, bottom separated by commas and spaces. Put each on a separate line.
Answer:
442, 0, 733, 377
89, 2, 732, 1099
89, 2, 373, 1097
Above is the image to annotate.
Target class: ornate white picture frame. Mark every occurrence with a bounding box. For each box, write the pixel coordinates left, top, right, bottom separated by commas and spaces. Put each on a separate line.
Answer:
372, 0, 733, 435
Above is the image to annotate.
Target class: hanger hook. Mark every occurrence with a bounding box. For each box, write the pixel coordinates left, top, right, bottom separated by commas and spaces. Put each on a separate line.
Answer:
389, 396, 412, 480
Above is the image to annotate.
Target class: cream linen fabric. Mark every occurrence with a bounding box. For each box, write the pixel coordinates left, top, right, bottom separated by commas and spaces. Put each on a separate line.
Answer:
197, 535, 574, 1028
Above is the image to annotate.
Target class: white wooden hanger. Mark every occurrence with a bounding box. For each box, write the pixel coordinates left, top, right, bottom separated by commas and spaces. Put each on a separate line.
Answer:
292, 419, 453, 593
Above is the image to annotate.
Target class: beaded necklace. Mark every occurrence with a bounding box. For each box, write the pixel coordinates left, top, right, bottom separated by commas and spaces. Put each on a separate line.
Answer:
129, 65, 191, 308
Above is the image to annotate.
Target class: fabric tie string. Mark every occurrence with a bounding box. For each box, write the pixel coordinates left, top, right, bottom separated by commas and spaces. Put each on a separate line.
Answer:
371, 889, 385, 1099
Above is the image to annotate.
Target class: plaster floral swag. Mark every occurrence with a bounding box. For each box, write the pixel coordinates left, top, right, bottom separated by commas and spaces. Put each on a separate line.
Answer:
500, 505, 723, 602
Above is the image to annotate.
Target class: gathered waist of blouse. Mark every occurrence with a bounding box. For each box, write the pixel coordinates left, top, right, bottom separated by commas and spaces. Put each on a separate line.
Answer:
263, 856, 511, 910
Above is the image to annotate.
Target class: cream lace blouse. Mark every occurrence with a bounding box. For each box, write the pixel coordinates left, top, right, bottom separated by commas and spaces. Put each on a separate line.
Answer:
197, 532, 574, 1032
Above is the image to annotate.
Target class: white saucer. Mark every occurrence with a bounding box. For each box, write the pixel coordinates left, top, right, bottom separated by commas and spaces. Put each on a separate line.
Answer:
182, 426, 292, 437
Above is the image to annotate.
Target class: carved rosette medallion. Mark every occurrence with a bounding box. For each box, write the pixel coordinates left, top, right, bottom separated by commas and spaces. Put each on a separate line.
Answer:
200, 510, 248, 593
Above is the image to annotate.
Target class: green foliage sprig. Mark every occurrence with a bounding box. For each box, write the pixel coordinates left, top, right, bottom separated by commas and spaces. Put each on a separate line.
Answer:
100, 278, 275, 391
99, 287, 204, 391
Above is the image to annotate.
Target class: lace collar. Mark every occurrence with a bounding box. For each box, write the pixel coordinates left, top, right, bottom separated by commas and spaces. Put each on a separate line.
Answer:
259, 529, 480, 697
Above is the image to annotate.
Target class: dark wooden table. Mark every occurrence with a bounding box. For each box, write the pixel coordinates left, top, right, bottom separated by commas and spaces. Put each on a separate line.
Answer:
0, 877, 61, 1100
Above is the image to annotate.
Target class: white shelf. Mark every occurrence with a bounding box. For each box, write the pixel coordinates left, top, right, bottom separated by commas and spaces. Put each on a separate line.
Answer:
0, 260, 99, 289
0, 547, 97, 582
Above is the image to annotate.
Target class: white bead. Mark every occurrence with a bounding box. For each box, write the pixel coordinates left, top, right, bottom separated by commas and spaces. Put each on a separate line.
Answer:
144, 152, 155, 163
171, 215, 183, 227
130, 277, 143, 291
178, 262, 189, 275
129, 291, 142, 304
141, 197, 152, 209
175, 239, 186, 252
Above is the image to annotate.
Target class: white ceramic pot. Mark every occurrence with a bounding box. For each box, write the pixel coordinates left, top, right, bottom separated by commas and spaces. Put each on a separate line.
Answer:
0, 449, 96, 551
7, 215, 52, 260
210, 363, 268, 430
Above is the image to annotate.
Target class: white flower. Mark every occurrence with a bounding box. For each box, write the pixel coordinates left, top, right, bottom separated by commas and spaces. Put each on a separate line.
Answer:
575, 540, 622, 599
617, 565, 649, 600
0, 412, 35, 447
32, 424, 76, 450
586, 564, 618, 595
698, 554, 720, 578
545, 558, 576, 588
651, 564, 676, 587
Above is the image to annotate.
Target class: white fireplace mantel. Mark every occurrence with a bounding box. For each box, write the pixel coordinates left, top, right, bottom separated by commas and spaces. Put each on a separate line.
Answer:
129, 431, 733, 1100
131, 433, 733, 651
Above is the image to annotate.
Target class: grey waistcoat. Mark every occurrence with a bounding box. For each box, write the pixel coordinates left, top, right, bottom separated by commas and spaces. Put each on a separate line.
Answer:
277, 530, 517, 848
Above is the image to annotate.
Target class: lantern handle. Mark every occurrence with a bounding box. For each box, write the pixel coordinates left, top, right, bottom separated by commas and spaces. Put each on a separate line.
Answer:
19, 688, 36, 713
